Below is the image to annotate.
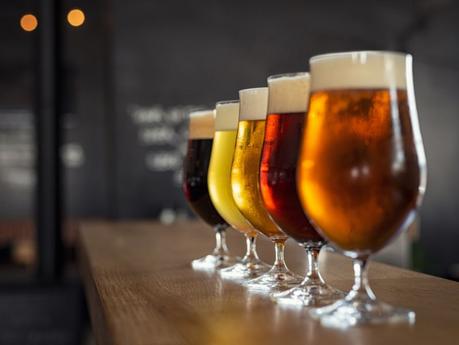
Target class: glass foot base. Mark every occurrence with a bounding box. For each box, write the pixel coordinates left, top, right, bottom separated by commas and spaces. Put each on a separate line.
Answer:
191, 253, 239, 271
310, 297, 415, 328
245, 269, 303, 293
273, 280, 343, 307
219, 259, 270, 281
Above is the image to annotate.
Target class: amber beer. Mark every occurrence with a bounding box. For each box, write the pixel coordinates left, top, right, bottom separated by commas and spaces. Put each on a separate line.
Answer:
298, 53, 424, 254
231, 88, 286, 240
182, 110, 228, 228
260, 73, 323, 244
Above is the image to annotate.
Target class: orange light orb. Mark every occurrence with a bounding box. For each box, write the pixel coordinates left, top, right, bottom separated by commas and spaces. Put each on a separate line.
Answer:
20, 14, 38, 32
67, 9, 85, 27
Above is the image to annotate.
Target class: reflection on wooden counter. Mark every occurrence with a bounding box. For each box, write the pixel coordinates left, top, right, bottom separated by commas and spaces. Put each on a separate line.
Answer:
78, 221, 459, 345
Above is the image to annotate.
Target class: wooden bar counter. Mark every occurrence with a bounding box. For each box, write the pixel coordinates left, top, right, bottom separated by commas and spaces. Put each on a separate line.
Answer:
79, 221, 459, 345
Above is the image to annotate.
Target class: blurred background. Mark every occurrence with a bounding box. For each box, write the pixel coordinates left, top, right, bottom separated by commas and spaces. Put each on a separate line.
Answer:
0, 0, 458, 344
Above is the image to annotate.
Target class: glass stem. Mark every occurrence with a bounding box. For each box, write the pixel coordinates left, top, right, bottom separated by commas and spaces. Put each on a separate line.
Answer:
299, 245, 324, 286
243, 234, 260, 261
212, 225, 229, 256
272, 240, 288, 271
348, 257, 376, 301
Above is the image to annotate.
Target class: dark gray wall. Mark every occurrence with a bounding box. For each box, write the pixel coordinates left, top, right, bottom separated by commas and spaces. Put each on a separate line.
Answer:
61, 0, 111, 218
408, 4, 459, 277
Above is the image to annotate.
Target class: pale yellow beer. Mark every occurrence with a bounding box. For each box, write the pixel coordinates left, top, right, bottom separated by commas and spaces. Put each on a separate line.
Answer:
208, 101, 257, 237
231, 88, 288, 241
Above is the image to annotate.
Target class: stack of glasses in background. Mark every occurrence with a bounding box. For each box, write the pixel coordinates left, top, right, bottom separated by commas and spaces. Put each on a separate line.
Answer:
181, 51, 427, 328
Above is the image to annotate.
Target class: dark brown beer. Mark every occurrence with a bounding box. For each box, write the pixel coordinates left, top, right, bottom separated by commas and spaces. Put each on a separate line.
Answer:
183, 138, 228, 227
298, 89, 421, 253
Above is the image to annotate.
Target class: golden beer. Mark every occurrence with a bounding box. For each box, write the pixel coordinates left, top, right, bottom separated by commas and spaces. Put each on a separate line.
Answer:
231, 89, 287, 241
208, 128, 257, 237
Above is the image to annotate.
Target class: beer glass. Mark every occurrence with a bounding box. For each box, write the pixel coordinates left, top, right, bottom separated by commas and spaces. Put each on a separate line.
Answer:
260, 72, 343, 306
231, 88, 302, 292
209, 101, 270, 280
182, 110, 237, 270
298, 51, 427, 326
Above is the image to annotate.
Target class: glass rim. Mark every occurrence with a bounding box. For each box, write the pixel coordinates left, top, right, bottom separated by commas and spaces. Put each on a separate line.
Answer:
310, 50, 411, 64
239, 87, 267, 94
189, 108, 214, 117
267, 72, 310, 81
216, 99, 239, 106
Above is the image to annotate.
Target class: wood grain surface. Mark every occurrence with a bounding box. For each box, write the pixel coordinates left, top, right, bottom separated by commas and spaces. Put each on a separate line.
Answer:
79, 221, 459, 345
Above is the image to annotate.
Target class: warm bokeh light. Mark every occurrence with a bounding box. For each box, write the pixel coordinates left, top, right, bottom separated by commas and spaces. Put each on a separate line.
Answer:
67, 8, 85, 27
20, 14, 38, 32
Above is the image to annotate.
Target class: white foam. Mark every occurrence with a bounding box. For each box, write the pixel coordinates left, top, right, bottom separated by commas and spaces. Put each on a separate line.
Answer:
310, 51, 410, 91
267, 72, 310, 114
239, 87, 268, 120
188, 109, 215, 139
215, 100, 240, 131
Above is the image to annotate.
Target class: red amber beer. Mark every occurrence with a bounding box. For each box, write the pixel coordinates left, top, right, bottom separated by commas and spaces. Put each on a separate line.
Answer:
260, 73, 322, 245
261, 72, 342, 307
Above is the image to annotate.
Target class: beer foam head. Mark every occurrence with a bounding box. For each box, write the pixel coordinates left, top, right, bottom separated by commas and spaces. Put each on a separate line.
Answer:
215, 100, 240, 131
310, 51, 410, 91
188, 109, 215, 139
267, 72, 310, 114
239, 87, 268, 120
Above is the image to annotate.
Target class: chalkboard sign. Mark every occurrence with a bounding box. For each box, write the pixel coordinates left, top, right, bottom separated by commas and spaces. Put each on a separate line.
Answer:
128, 105, 190, 184
115, 104, 199, 219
